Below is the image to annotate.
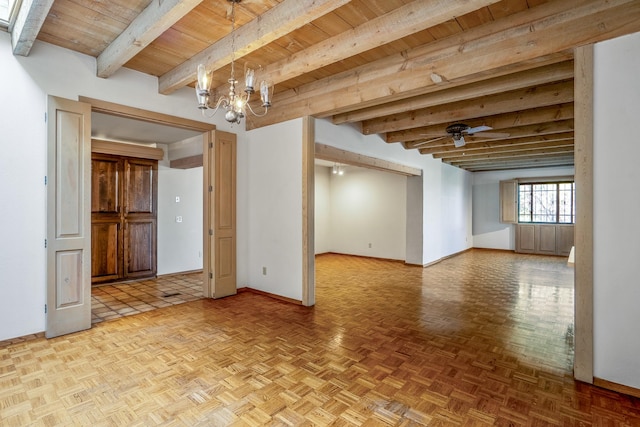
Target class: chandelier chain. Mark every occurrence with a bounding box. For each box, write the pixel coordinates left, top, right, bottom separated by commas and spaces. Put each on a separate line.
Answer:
230, 0, 236, 81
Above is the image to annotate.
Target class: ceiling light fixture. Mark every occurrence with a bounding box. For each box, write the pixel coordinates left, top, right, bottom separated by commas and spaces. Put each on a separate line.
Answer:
195, 0, 273, 124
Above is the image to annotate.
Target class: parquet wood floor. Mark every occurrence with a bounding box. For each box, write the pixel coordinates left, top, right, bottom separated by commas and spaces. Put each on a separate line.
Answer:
1, 250, 639, 426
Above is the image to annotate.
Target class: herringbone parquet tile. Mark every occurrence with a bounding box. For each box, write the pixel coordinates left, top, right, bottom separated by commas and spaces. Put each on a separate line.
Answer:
1, 250, 639, 426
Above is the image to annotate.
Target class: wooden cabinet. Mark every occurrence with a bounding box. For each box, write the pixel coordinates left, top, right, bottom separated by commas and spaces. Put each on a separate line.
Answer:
516, 224, 574, 256
91, 153, 157, 284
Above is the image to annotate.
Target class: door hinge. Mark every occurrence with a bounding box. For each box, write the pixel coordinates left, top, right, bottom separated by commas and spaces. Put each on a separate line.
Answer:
209, 142, 213, 148
44, 239, 47, 248
44, 176, 48, 185
44, 304, 47, 314
209, 229, 213, 236
209, 185, 213, 192
209, 272, 213, 279
44, 112, 47, 123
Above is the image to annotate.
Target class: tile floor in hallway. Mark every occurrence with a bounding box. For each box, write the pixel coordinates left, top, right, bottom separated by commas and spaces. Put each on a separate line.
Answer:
91, 272, 203, 324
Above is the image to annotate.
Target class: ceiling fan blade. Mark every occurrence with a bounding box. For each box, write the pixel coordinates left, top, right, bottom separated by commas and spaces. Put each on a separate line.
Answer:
468, 131, 510, 138
465, 125, 493, 134
411, 136, 447, 148
453, 135, 466, 148
418, 133, 447, 137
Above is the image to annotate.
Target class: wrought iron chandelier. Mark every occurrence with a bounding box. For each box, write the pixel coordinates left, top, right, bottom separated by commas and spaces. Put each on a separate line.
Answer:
195, 0, 273, 124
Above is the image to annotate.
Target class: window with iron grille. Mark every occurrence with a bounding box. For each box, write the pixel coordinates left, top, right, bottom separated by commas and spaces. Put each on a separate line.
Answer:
518, 182, 575, 224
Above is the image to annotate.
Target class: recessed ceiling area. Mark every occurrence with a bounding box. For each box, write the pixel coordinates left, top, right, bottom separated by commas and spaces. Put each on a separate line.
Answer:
91, 112, 202, 145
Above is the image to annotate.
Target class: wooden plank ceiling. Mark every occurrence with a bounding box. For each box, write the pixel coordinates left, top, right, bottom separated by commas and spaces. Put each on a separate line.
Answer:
15, 0, 640, 171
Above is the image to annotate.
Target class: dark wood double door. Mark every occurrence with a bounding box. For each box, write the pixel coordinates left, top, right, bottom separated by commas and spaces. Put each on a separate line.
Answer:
91, 153, 157, 284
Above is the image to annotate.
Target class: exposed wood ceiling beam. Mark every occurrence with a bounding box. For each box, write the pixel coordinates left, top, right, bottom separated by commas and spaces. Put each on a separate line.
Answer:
158, 0, 352, 95
389, 103, 574, 144
315, 143, 421, 176
332, 61, 574, 125
213, 0, 503, 97
249, 0, 640, 130
435, 142, 575, 160
11, 0, 54, 56
419, 132, 575, 156
408, 120, 575, 151
457, 156, 575, 171
449, 150, 575, 166
97, 0, 203, 78
363, 81, 574, 135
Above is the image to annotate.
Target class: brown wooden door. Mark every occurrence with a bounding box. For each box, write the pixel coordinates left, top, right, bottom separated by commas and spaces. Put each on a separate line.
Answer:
91, 154, 157, 284
91, 155, 123, 283
203, 130, 237, 298
124, 158, 157, 279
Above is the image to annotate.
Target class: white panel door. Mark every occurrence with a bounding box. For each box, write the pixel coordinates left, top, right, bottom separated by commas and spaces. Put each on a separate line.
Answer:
46, 96, 92, 338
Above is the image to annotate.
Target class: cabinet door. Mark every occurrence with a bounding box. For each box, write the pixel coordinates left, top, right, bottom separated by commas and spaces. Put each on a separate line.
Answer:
516, 224, 536, 253
557, 225, 575, 256
537, 225, 558, 255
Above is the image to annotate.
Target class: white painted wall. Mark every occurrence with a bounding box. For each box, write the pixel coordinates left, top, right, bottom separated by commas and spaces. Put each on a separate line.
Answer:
472, 166, 574, 250
593, 31, 640, 389
0, 32, 47, 340
245, 119, 304, 301
157, 163, 203, 275
314, 166, 331, 254
328, 166, 407, 260
0, 33, 242, 341
315, 119, 472, 265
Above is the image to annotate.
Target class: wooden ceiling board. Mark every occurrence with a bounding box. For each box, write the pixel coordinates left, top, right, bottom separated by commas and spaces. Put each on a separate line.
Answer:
64, 0, 150, 24
40, 1, 129, 56
455, 6, 496, 30
488, 0, 531, 20
24, 0, 640, 170
168, 7, 231, 45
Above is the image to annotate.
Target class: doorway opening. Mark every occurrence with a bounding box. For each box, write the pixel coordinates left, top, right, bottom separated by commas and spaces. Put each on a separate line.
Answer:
80, 97, 215, 322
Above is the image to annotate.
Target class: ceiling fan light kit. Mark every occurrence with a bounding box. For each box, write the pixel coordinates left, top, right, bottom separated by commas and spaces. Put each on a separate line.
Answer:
195, 0, 273, 124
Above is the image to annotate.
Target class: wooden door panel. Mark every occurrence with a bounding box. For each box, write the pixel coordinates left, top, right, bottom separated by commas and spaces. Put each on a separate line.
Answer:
125, 219, 156, 278
91, 157, 121, 213
46, 96, 92, 338
209, 131, 236, 298
126, 160, 155, 214
217, 237, 234, 278
55, 250, 84, 308
91, 221, 120, 283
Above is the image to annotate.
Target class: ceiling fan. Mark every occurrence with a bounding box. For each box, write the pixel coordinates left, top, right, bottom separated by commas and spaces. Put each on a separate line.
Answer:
415, 123, 509, 148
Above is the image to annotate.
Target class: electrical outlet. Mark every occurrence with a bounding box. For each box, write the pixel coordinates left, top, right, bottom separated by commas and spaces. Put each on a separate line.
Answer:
175, 196, 180, 203
262, 266, 267, 276
175, 216, 182, 223
368, 243, 372, 248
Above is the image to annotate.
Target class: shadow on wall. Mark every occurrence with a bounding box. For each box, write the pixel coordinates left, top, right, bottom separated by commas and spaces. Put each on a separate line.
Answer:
472, 182, 510, 235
